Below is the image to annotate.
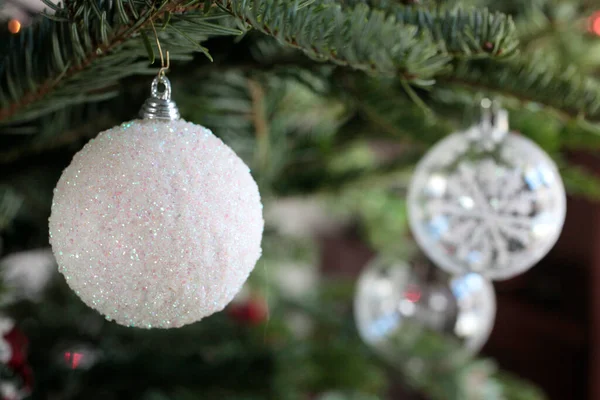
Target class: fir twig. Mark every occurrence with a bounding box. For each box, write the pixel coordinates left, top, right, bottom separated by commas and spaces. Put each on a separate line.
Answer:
341, 1, 519, 59
0, 0, 236, 124
441, 59, 600, 122
222, 0, 451, 80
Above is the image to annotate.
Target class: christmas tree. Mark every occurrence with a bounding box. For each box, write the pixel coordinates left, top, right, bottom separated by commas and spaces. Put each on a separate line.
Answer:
0, 0, 598, 399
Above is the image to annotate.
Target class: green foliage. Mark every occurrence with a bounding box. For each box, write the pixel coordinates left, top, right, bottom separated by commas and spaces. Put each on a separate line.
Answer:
559, 161, 600, 201
225, 0, 444, 79
344, 1, 519, 59
0, 0, 242, 124
178, 70, 349, 193
495, 372, 549, 400
444, 57, 600, 122
334, 186, 410, 251
0, 0, 523, 127
338, 76, 455, 144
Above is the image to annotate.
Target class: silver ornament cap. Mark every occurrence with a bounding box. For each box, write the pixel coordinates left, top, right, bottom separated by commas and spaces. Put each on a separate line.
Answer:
139, 75, 180, 120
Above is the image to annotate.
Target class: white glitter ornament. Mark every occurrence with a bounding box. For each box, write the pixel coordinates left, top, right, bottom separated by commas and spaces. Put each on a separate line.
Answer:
49, 76, 264, 329
407, 102, 566, 280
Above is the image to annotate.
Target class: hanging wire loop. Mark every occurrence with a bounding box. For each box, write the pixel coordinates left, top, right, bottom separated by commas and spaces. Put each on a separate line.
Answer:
138, 20, 179, 120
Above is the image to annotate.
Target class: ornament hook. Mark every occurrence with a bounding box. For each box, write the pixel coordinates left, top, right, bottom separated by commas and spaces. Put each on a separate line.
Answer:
150, 19, 170, 79
138, 19, 179, 120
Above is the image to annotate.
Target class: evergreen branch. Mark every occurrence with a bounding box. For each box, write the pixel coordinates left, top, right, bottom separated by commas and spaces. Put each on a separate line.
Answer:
222, 0, 451, 80
559, 160, 600, 201
0, 1, 156, 123
338, 74, 454, 143
0, 113, 116, 164
0, 0, 240, 124
342, 1, 519, 59
440, 58, 600, 122
247, 78, 271, 175
0, 0, 521, 124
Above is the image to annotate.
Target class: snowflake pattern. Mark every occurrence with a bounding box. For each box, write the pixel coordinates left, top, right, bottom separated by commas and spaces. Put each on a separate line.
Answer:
408, 131, 566, 280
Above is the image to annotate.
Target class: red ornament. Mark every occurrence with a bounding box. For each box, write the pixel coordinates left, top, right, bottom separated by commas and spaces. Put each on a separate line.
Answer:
3, 328, 28, 370
227, 297, 269, 325
0, 323, 33, 395
589, 11, 600, 36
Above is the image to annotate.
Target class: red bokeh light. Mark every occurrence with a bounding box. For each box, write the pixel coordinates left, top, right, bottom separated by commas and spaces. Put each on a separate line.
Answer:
7, 19, 21, 34
64, 352, 83, 369
404, 285, 422, 303
589, 12, 600, 36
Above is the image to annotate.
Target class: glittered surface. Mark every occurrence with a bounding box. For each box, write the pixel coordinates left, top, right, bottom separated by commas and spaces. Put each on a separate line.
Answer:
49, 119, 264, 328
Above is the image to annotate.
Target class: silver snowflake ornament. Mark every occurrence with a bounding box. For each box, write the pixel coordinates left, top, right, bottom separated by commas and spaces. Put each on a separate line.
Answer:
407, 118, 566, 280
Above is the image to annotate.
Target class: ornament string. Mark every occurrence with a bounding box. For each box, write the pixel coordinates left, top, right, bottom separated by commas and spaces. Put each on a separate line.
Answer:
150, 19, 170, 78
139, 72, 179, 119
139, 20, 179, 120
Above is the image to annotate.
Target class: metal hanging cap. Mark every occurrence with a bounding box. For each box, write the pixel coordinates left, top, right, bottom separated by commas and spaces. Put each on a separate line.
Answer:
139, 75, 180, 120
477, 98, 508, 144
480, 98, 508, 130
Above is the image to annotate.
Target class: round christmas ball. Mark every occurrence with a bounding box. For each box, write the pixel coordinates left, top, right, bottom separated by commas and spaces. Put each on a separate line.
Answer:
407, 111, 566, 280
49, 118, 264, 328
354, 253, 496, 365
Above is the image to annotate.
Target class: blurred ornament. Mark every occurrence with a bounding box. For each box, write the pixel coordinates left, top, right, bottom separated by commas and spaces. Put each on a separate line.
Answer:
0, 339, 10, 365
0, 382, 21, 400
0, 317, 27, 372
0, 318, 13, 365
0, 316, 32, 399
49, 75, 263, 329
0, 249, 56, 303
354, 254, 496, 365
0, 319, 13, 338
228, 295, 268, 325
407, 102, 565, 280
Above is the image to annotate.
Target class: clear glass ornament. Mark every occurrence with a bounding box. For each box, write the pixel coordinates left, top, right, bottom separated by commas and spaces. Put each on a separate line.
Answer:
407, 104, 566, 280
354, 254, 496, 366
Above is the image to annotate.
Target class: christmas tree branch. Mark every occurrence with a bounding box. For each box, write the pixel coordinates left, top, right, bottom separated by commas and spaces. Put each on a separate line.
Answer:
2, 0, 596, 130
222, 0, 520, 82
341, 1, 519, 59
440, 59, 600, 122
0, 0, 519, 125
222, 0, 449, 79
1, 0, 156, 123
0, 112, 116, 164
0, 0, 240, 124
